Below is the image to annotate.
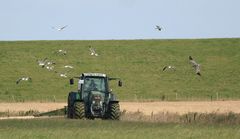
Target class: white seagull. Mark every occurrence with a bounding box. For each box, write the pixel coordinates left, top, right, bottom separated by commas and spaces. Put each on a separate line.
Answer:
52, 25, 68, 31
54, 70, 68, 78
60, 73, 67, 78
162, 65, 176, 71
16, 77, 32, 84
189, 56, 201, 76
64, 65, 73, 69
89, 46, 98, 56
55, 49, 67, 55
155, 25, 162, 31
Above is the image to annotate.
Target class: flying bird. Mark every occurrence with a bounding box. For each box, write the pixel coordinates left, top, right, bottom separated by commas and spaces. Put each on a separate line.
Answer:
189, 56, 201, 76
89, 46, 98, 56
52, 25, 68, 31
16, 77, 32, 84
155, 25, 162, 31
162, 65, 176, 71
54, 49, 67, 55
54, 70, 68, 78
37, 58, 55, 71
64, 65, 73, 69
60, 73, 67, 78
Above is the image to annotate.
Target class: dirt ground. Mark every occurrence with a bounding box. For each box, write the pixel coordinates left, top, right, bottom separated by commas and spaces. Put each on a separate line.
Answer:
1, 101, 240, 116
120, 101, 240, 115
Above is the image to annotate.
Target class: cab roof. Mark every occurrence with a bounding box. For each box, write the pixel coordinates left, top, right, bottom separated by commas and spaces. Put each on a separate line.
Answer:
82, 73, 107, 77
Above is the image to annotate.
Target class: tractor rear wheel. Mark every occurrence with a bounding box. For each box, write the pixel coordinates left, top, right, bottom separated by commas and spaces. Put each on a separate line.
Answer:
108, 103, 120, 120
67, 106, 73, 118
73, 102, 85, 119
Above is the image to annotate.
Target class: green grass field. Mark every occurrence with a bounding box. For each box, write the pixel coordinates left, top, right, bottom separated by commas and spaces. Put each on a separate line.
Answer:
0, 118, 240, 139
0, 38, 240, 101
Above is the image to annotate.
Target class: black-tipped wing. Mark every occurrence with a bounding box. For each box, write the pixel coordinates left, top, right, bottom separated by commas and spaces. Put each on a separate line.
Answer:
28, 77, 32, 81
189, 56, 193, 60
189, 56, 198, 66
162, 66, 167, 71
195, 64, 201, 75
16, 78, 22, 84
197, 72, 201, 76
60, 25, 68, 30
155, 25, 162, 31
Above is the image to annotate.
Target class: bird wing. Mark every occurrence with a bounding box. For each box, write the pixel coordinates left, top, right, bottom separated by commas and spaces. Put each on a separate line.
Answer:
38, 58, 47, 65
197, 72, 201, 76
195, 64, 201, 73
60, 73, 67, 78
28, 77, 32, 82
156, 25, 162, 30
162, 66, 167, 71
189, 56, 193, 60
189, 56, 200, 67
43, 58, 48, 62
170, 66, 176, 70
89, 47, 96, 54
60, 25, 68, 30
16, 78, 22, 84
189, 60, 198, 67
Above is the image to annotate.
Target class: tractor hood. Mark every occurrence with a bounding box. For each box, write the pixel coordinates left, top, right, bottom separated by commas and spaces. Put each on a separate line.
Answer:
89, 91, 105, 117
89, 91, 105, 102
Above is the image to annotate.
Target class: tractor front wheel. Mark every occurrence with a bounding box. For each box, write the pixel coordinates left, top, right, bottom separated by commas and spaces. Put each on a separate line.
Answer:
108, 103, 120, 120
73, 102, 85, 119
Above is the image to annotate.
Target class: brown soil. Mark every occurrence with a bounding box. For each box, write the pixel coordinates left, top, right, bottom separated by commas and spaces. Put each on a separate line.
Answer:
0, 102, 66, 113
1, 101, 240, 115
120, 101, 240, 115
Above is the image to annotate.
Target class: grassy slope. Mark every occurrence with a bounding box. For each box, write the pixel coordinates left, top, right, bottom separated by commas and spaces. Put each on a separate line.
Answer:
0, 119, 239, 139
0, 38, 240, 101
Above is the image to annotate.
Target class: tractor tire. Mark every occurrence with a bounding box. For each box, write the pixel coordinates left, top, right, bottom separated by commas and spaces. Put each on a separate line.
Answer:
73, 102, 85, 119
67, 92, 75, 119
108, 103, 120, 120
67, 106, 73, 118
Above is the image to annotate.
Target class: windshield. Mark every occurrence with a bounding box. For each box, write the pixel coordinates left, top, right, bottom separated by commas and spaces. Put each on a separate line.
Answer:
83, 77, 107, 93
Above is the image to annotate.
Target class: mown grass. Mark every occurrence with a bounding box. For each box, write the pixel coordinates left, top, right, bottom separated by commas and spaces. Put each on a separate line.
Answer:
1, 108, 240, 125
0, 118, 240, 139
0, 110, 39, 117
0, 38, 240, 101
121, 111, 240, 125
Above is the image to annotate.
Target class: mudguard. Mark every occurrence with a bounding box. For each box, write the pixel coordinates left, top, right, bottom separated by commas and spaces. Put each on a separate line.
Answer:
109, 93, 119, 103
68, 92, 82, 106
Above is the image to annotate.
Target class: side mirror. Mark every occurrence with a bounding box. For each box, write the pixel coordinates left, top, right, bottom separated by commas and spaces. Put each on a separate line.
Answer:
70, 78, 74, 85
118, 80, 122, 87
